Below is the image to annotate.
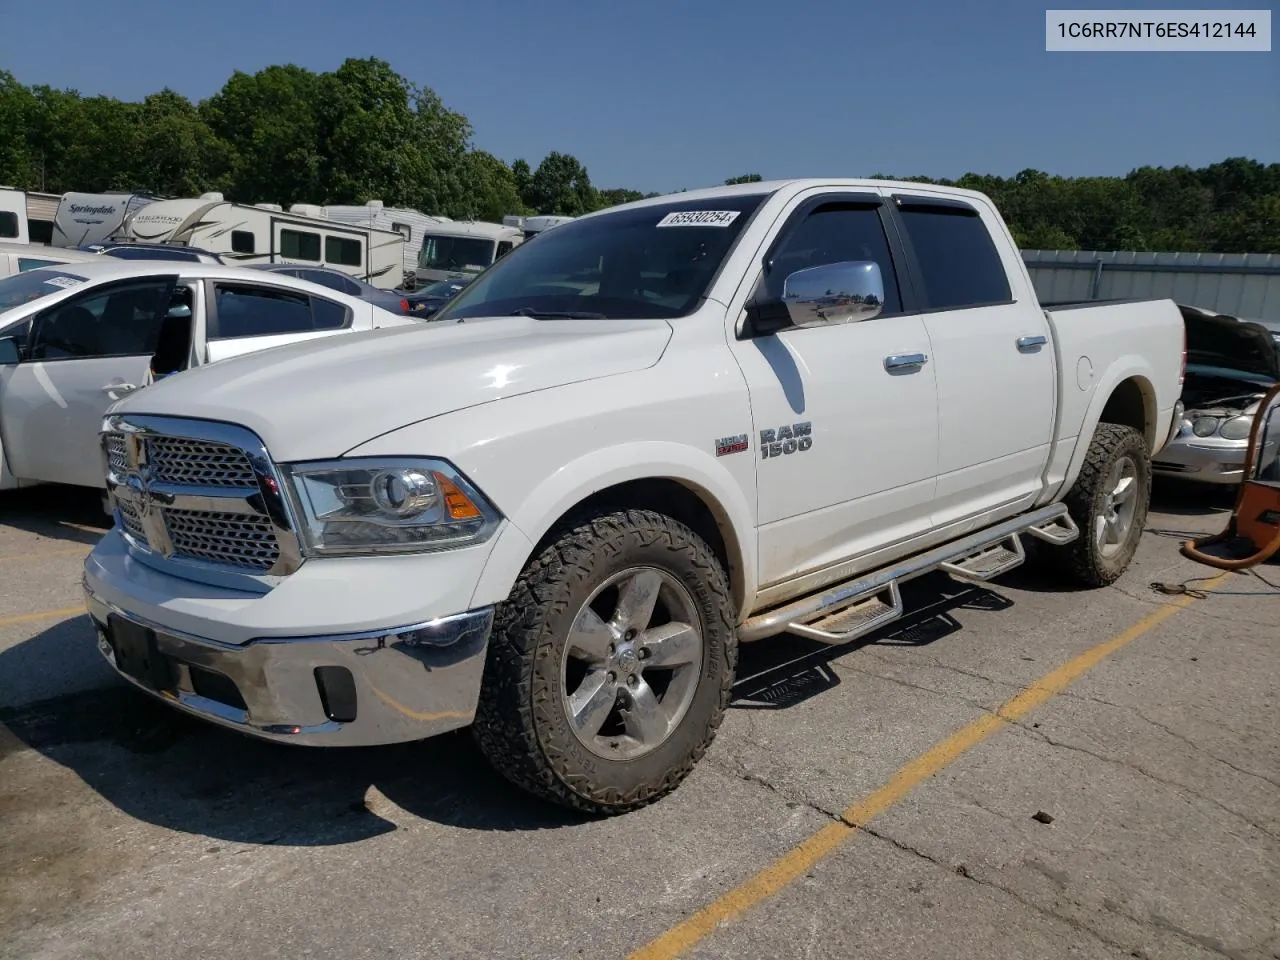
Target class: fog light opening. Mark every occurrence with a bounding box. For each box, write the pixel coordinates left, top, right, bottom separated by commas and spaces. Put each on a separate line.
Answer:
314, 665, 358, 723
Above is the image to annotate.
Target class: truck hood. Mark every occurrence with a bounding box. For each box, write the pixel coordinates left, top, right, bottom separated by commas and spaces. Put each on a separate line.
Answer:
1181, 305, 1280, 382
115, 315, 673, 460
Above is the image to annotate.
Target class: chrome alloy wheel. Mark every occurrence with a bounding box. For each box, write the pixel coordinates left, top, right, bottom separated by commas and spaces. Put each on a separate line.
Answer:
1096, 454, 1139, 558
560, 566, 704, 760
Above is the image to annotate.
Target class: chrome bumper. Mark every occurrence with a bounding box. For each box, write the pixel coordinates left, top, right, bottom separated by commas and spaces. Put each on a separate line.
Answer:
84, 583, 494, 747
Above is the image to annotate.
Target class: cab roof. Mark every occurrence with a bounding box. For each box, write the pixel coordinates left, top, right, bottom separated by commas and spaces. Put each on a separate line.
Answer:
580, 177, 994, 218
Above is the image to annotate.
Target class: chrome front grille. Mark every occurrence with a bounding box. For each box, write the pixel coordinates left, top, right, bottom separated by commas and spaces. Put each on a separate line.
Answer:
164, 509, 281, 569
102, 415, 302, 581
147, 437, 258, 489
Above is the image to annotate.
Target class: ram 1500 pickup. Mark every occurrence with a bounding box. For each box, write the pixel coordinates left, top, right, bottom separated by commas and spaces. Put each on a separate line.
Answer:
83, 179, 1187, 814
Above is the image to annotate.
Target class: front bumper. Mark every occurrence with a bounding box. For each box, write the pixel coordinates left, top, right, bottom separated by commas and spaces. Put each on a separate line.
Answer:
82, 526, 505, 746
86, 583, 493, 746
1152, 432, 1249, 485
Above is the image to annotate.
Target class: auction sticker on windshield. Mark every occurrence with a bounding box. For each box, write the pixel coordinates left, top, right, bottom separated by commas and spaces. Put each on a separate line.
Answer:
43, 276, 84, 289
656, 210, 742, 227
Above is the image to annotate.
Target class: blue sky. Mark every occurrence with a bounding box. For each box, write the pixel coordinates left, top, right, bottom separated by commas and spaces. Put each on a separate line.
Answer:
1, 0, 1275, 194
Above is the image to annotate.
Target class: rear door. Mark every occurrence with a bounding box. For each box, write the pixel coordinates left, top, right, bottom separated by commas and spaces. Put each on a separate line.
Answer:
885, 192, 1055, 526
0, 275, 177, 487
203, 278, 354, 362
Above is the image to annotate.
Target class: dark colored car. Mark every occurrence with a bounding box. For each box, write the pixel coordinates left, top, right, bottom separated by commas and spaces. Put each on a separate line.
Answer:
247, 264, 412, 314
80, 242, 225, 264
402, 276, 475, 318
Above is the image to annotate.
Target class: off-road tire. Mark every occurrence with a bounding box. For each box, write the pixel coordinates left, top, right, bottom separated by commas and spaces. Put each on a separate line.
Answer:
471, 508, 738, 815
1050, 423, 1152, 587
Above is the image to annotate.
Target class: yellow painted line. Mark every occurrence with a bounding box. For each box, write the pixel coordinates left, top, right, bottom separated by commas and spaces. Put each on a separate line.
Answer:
0, 605, 85, 628
627, 571, 1230, 960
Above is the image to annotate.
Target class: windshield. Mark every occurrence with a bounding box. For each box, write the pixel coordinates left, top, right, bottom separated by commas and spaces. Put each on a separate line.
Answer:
0, 269, 89, 314
435, 194, 767, 321
419, 235, 496, 272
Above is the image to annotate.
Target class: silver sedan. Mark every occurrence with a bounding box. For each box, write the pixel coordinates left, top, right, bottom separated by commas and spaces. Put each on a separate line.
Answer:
1154, 313, 1280, 485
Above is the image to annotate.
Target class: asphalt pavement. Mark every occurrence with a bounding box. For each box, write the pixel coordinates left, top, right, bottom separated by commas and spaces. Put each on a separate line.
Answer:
0, 480, 1276, 960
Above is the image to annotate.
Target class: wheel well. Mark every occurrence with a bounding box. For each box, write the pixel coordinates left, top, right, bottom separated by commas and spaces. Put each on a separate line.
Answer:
534, 478, 745, 614
1098, 376, 1156, 450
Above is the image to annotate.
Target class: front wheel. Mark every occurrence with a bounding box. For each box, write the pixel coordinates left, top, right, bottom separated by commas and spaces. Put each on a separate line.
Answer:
1050, 423, 1152, 587
471, 508, 738, 814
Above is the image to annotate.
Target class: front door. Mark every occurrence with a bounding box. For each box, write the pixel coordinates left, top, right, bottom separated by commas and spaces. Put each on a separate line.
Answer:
728, 194, 940, 588
0, 275, 177, 488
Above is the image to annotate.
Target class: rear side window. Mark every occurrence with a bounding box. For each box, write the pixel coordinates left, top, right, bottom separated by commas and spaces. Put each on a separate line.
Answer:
281, 229, 321, 261
0, 212, 18, 239
311, 296, 349, 330
211, 283, 350, 339
325, 235, 362, 267
18, 257, 61, 271
897, 205, 1011, 310
231, 230, 255, 254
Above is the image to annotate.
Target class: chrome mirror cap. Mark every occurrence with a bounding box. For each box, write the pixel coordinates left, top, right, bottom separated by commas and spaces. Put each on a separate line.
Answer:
782, 260, 885, 329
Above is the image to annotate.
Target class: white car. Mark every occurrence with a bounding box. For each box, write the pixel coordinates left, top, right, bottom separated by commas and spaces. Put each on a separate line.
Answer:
0, 259, 417, 491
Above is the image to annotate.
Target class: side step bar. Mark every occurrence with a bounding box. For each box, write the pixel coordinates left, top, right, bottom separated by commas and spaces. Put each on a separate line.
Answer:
739, 503, 1080, 645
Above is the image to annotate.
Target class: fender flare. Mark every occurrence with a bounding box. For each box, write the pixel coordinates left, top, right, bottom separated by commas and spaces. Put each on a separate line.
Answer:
469, 441, 758, 618
1055, 355, 1160, 498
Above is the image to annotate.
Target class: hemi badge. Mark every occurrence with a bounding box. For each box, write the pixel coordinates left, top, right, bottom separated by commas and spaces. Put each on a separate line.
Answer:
715, 434, 749, 457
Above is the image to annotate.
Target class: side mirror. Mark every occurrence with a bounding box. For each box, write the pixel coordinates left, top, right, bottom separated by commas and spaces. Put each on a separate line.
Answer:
782, 261, 884, 329
745, 260, 885, 336
0, 336, 20, 365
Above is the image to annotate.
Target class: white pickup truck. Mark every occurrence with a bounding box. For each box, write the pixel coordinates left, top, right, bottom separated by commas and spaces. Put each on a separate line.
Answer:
83, 179, 1186, 815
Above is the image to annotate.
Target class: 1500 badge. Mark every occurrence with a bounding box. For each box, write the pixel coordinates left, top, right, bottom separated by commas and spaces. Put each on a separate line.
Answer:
760, 421, 812, 459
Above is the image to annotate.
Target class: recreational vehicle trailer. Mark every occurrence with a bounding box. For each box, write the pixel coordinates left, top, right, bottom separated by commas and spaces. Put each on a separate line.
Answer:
414, 219, 524, 285
52, 192, 157, 248
325, 200, 447, 288
121, 193, 406, 289
502, 214, 576, 240
0, 188, 62, 245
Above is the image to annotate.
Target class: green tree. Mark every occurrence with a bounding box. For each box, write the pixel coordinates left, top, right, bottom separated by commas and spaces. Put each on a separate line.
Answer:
724, 173, 762, 184
528, 151, 597, 216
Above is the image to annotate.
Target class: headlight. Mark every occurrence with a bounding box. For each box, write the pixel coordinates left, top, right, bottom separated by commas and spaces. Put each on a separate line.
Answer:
1191, 416, 1220, 437
280, 457, 502, 556
1220, 416, 1253, 441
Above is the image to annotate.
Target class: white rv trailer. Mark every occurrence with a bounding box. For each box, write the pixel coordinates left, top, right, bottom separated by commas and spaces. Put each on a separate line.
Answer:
502, 214, 576, 240
0, 188, 63, 245
414, 219, 524, 285
52, 191, 157, 248
324, 200, 447, 287
121, 193, 406, 289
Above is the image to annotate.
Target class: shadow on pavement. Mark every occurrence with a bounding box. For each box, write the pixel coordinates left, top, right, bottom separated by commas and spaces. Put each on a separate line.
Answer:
0, 484, 110, 546
729, 573, 1011, 710
0, 574, 1012, 847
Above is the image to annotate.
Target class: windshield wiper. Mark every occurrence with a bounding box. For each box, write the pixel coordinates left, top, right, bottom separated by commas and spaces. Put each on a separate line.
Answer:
509, 307, 608, 320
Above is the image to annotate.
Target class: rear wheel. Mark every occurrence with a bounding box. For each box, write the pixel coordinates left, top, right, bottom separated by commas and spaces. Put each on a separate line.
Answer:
1050, 423, 1151, 587
472, 508, 737, 814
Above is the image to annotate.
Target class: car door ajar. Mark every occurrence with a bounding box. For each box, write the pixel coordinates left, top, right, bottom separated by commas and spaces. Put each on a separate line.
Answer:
887, 194, 1056, 527
0, 275, 177, 488
728, 193, 940, 588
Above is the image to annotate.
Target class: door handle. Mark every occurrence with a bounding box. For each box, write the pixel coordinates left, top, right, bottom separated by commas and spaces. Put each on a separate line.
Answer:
884, 353, 928, 371
1016, 335, 1047, 351
102, 383, 138, 393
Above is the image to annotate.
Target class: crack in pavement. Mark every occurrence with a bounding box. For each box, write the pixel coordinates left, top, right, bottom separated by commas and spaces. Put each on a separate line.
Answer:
1013, 726, 1280, 843
1048, 691, 1280, 791
857, 823, 1251, 960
